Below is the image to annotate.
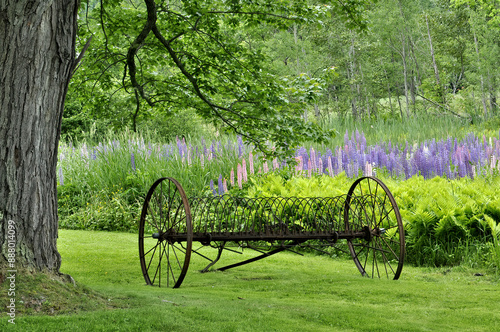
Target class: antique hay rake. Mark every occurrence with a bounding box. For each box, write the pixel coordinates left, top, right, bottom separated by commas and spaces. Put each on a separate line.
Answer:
139, 176, 405, 288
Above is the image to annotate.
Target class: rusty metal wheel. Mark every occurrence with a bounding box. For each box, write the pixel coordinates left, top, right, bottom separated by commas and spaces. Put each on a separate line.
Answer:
344, 176, 405, 280
139, 177, 192, 288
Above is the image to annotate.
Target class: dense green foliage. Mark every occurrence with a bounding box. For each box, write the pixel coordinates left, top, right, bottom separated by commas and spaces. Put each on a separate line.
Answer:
67, 0, 375, 157
237, 172, 500, 271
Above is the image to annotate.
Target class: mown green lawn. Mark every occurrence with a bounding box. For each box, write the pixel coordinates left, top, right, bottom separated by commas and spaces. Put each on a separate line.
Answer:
2, 230, 500, 331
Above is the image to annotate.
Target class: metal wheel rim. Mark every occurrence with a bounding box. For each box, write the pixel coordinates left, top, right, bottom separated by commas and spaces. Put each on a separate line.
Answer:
344, 176, 405, 280
139, 177, 193, 288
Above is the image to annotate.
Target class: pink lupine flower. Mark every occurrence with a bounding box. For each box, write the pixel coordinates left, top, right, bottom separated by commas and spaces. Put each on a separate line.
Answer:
237, 163, 243, 189
223, 178, 228, 193
230, 168, 235, 186
242, 159, 248, 182
249, 152, 254, 174
273, 158, 279, 170
364, 161, 372, 177
310, 148, 316, 173
263, 161, 269, 173
307, 159, 312, 178
318, 158, 323, 174
295, 156, 303, 174
327, 156, 333, 176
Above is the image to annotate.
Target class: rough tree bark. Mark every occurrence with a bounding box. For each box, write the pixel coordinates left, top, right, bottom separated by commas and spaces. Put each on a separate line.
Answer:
0, 0, 79, 272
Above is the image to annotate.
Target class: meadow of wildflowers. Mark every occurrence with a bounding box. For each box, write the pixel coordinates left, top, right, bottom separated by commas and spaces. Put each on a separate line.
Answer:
56, 128, 500, 269
58, 129, 500, 198
56, 128, 499, 224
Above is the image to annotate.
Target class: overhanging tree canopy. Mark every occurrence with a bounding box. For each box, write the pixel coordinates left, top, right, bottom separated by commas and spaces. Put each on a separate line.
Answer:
0, 0, 368, 272
72, 0, 369, 157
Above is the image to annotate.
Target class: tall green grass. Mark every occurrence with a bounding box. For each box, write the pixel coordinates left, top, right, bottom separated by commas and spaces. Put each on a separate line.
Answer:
57, 131, 259, 231
318, 114, 499, 147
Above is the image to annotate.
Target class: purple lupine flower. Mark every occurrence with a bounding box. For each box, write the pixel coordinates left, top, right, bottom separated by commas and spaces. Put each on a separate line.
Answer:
337, 148, 343, 174
131, 153, 136, 172
58, 167, 64, 186
211, 142, 217, 159
327, 156, 333, 176
210, 180, 217, 196
355, 129, 361, 145
360, 132, 367, 151
176, 137, 183, 157
237, 136, 244, 158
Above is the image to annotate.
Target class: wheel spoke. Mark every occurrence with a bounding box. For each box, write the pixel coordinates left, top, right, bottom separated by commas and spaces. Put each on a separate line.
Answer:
372, 244, 379, 278
147, 204, 160, 231
166, 244, 177, 287
146, 242, 160, 271
142, 241, 160, 258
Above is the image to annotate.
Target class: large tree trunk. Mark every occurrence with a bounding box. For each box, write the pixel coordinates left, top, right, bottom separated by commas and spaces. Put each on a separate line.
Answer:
0, 0, 78, 271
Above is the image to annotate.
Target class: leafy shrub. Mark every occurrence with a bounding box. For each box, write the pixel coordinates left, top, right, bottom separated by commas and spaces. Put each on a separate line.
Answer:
59, 185, 142, 232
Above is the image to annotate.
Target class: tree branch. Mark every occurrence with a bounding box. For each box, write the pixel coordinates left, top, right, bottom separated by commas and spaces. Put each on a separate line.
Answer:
415, 92, 469, 119
126, 0, 157, 106
70, 36, 93, 78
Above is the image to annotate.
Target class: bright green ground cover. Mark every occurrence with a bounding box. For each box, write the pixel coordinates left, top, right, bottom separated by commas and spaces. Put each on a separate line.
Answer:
2, 230, 499, 331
